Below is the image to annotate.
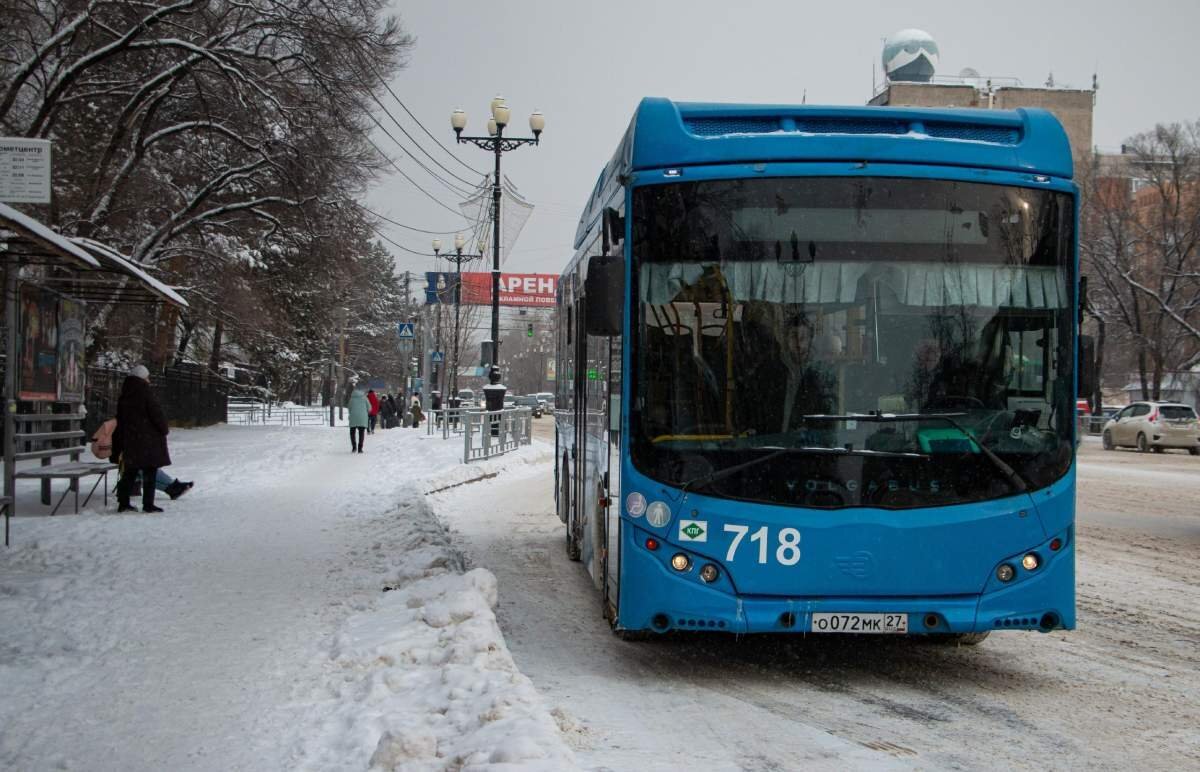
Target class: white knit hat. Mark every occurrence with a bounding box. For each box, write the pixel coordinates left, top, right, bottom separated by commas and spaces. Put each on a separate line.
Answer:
130, 364, 150, 381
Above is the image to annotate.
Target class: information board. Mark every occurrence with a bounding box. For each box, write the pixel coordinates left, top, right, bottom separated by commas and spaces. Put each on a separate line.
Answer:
0, 138, 51, 203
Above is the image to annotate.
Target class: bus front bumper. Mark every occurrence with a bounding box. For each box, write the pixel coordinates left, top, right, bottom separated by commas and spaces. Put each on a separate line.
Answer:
616, 528, 1076, 636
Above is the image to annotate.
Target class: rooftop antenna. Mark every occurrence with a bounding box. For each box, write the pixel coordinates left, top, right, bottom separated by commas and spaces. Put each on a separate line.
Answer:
802, 89, 807, 104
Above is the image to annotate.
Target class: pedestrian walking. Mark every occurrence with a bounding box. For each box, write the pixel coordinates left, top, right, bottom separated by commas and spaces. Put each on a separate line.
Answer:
114, 365, 171, 513
347, 385, 369, 453
387, 395, 400, 428
431, 391, 443, 427
410, 392, 424, 428
93, 417, 192, 500
366, 389, 380, 434
379, 395, 396, 430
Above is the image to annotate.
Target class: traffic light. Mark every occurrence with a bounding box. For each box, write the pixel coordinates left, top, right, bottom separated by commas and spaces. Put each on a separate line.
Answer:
527, 323, 534, 338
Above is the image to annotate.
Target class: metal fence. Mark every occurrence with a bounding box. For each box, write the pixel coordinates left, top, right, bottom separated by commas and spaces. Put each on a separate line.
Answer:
462, 407, 533, 462
227, 400, 327, 426
426, 407, 533, 462
85, 366, 228, 435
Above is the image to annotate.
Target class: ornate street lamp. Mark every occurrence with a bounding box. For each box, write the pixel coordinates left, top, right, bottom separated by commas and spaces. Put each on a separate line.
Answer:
450, 96, 544, 410
432, 234, 482, 405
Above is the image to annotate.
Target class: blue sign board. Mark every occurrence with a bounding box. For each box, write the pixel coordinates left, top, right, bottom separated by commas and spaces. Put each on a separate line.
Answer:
397, 322, 415, 339
431, 351, 445, 363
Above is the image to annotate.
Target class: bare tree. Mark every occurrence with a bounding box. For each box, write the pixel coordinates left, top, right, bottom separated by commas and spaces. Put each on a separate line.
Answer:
1081, 122, 1200, 400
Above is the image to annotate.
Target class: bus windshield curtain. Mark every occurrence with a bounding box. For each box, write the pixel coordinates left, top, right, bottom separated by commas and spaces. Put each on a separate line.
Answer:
639, 261, 1068, 309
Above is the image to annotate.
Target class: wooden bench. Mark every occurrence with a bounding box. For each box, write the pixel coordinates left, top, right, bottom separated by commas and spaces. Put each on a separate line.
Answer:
11, 411, 116, 515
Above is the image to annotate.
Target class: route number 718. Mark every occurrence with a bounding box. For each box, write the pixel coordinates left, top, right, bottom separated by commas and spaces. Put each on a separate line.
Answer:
723, 525, 801, 566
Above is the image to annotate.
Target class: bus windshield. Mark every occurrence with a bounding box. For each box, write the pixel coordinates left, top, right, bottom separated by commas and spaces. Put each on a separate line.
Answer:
630, 176, 1075, 509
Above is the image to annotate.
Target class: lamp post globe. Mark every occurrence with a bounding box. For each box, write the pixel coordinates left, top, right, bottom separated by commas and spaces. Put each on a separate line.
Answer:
450, 109, 467, 137
453, 233, 466, 252
492, 103, 511, 128
486, 117, 497, 136
529, 111, 545, 138
431, 238, 442, 255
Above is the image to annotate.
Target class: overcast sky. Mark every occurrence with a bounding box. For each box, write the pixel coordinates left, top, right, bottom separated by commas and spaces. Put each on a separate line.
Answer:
367, 0, 1200, 280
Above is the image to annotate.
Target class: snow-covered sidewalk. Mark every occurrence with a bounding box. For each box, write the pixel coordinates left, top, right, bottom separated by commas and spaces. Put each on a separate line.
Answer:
0, 424, 573, 771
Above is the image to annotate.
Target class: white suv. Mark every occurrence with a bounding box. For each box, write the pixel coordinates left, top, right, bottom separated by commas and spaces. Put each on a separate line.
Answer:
1102, 402, 1200, 454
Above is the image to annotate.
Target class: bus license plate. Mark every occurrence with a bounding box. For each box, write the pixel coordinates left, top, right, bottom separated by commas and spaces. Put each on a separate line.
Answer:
810, 613, 908, 634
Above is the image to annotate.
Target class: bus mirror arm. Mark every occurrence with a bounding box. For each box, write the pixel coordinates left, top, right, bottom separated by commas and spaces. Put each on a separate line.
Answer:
585, 256, 624, 337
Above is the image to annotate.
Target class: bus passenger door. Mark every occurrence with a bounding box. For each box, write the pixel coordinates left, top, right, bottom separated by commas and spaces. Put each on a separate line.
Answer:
604, 334, 622, 613
573, 283, 589, 580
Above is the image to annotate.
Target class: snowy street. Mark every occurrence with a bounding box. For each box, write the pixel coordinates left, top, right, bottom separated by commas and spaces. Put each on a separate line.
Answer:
432, 428, 1200, 771
1, 421, 1196, 771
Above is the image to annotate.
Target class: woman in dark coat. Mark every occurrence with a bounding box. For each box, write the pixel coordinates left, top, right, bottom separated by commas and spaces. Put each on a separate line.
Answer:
114, 365, 171, 512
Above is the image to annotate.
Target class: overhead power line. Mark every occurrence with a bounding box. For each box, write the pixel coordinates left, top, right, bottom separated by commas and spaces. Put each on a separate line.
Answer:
363, 109, 474, 198
359, 55, 485, 177
360, 132, 468, 218
357, 203, 465, 235
364, 88, 484, 190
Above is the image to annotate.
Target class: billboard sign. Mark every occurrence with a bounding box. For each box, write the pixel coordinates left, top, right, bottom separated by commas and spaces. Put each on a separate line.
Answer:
426, 272, 556, 308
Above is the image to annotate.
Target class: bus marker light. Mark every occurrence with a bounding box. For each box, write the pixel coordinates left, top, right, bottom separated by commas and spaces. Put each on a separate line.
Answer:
646, 501, 672, 528
1021, 553, 1040, 571
671, 553, 691, 572
626, 492, 647, 517
699, 564, 719, 583
997, 564, 1015, 582
645, 537, 659, 551
1049, 538, 1062, 551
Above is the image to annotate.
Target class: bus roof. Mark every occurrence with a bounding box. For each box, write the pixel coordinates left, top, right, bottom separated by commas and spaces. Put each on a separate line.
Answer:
575, 97, 1073, 249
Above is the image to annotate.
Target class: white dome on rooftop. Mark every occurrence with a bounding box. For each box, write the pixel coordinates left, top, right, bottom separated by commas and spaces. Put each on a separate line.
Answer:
883, 29, 939, 82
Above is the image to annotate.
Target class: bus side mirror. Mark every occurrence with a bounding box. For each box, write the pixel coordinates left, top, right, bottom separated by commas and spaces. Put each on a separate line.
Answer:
1078, 334, 1096, 398
584, 256, 623, 337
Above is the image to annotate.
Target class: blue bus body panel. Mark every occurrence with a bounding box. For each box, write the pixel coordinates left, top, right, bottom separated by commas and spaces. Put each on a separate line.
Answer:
616, 460, 1076, 635
561, 97, 1078, 636
575, 97, 1073, 248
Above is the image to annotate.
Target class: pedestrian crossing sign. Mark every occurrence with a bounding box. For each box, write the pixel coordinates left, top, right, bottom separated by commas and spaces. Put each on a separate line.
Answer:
432, 351, 445, 363
397, 322, 415, 339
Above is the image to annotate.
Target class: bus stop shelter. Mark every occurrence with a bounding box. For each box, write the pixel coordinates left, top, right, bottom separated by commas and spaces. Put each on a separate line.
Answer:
1, 202, 187, 543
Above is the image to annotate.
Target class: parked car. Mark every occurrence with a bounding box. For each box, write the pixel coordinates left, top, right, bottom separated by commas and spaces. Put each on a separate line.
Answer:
503, 397, 517, 409
455, 389, 475, 408
1101, 401, 1200, 454
535, 392, 555, 411
514, 395, 543, 417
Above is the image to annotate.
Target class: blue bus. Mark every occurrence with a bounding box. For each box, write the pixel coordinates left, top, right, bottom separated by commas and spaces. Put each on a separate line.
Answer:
555, 98, 1088, 641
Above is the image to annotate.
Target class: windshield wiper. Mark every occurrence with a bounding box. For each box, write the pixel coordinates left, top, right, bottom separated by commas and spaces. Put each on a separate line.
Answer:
795, 412, 1029, 493
680, 445, 927, 495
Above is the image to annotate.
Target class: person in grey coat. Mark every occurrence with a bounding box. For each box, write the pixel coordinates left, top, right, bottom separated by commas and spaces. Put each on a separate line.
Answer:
347, 386, 369, 453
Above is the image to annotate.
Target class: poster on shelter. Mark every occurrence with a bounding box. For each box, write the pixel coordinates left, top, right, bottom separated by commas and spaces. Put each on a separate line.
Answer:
19, 286, 58, 400
57, 299, 85, 402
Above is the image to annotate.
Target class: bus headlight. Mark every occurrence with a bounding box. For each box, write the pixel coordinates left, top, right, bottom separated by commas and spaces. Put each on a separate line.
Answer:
671, 553, 691, 571
1021, 553, 1040, 571
699, 564, 720, 583
646, 501, 672, 528
997, 564, 1016, 582
625, 492, 647, 517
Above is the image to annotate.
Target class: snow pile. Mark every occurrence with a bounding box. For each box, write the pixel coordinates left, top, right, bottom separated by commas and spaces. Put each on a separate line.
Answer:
0, 424, 569, 770
294, 494, 576, 771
